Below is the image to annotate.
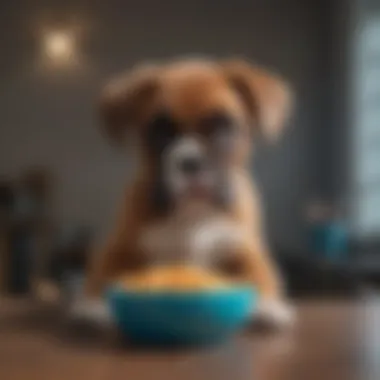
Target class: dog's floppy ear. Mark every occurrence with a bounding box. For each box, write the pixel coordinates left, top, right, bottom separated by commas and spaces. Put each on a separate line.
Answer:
99, 64, 161, 143
222, 59, 293, 140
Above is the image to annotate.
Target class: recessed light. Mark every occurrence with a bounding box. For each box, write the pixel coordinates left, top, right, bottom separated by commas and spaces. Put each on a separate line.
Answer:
43, 30, 76, 64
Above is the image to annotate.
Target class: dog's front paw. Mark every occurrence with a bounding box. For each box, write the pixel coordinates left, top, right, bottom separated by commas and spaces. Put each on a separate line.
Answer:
254, 299, 296, 330
68, 297, 113, 327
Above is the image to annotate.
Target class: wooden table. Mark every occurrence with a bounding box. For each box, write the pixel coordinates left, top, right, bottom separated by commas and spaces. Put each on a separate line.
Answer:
0, 297, 379, 380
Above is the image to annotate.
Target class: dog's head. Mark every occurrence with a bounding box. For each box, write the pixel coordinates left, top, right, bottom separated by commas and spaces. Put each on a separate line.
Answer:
99, 59, 293, 214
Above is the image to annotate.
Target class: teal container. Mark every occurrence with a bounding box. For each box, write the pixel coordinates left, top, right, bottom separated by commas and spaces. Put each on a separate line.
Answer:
310, 221, 348, 261
106, 286, 257, 347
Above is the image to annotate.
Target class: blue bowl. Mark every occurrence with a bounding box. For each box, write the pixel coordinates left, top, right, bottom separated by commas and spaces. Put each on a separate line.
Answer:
106, 286, 257, 346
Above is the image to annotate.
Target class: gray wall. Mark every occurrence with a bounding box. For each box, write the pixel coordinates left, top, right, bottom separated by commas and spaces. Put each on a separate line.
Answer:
0, 0, 331, 252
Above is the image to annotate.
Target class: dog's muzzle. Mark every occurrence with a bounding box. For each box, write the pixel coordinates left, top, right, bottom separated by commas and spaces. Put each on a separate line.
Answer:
163, 137, 212, 197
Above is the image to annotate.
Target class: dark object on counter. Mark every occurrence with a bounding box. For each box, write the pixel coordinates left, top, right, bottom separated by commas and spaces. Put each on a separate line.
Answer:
47, 226, 93, 307
5, 167, 55, 295
0, 179, 15, 293
0, 180, 15, 217
8, 226, 33, 294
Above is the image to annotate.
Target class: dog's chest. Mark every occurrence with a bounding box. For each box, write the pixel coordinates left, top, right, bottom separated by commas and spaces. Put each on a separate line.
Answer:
139, 202, 244, 266
139, 203, 212, 264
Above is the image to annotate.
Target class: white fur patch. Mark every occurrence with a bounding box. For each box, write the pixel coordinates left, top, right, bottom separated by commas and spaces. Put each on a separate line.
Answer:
69, 295, 112, 326
192, 220, 246, 265
255, 299, 296, 329
164, 136, 212, 197
139, 202, 245, 267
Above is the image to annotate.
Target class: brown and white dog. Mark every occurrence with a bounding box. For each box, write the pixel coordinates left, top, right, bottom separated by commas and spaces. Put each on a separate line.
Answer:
74, 58, 294, 328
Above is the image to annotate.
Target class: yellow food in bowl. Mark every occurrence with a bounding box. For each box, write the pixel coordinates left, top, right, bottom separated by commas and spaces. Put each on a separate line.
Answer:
116, 265, 233, 291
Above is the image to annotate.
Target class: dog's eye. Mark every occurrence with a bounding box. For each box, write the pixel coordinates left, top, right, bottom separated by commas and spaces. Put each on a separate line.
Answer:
199, 112, 235, 138
144, 113, 179, 153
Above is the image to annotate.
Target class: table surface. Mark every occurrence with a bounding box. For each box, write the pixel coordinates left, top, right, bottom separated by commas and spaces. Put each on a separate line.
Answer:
0, 297, 379, 380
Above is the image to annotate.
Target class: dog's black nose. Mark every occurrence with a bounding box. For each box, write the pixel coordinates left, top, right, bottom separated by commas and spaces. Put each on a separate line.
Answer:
179, 157, 203, 174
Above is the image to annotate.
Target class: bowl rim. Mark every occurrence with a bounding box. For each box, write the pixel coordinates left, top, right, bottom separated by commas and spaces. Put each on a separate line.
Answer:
105, 284, 257, 300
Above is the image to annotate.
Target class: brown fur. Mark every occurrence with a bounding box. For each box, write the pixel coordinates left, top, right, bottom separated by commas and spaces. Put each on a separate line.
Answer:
86, 58, 292, 301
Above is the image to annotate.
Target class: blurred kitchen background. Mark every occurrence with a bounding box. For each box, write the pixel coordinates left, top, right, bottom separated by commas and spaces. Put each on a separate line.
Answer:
0, 0, 379, 301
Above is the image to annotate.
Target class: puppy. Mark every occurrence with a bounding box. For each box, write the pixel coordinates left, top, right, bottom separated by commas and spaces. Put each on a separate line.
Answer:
78, 58, 294, 328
